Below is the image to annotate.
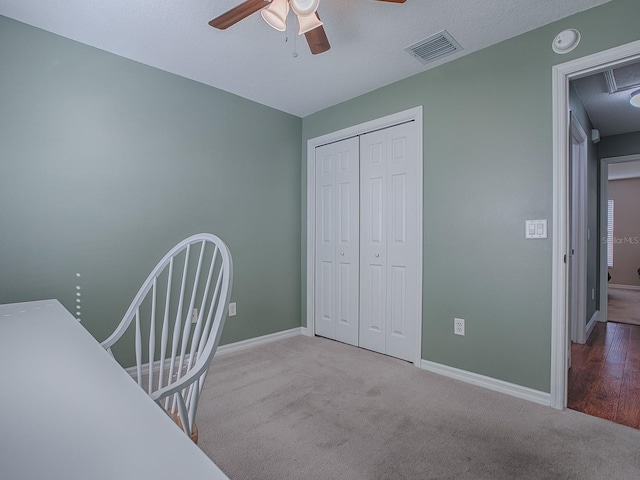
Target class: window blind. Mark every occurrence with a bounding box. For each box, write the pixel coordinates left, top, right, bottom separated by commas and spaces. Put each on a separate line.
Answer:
607, 199, 614, 268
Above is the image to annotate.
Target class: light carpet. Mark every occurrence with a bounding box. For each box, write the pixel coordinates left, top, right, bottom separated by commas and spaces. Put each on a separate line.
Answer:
196, 335, 640, 480
608, 287, 640, 326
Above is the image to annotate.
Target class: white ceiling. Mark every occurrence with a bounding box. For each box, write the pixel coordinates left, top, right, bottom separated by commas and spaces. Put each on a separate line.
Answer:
0, 0, 611, 117
572, 61, 640, 137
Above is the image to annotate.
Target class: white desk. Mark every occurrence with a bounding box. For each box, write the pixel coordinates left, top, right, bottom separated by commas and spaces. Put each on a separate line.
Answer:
0, 300, 229, 480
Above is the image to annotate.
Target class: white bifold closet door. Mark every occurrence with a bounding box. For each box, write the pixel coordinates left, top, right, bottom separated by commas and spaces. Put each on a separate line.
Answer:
314, 137, 360, 346
359, 122, 419, 362
314, 121, 419, 362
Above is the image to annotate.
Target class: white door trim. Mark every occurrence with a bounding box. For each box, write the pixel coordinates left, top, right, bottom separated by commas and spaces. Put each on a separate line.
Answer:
306, 106, 424, 367
551, 40, 640, 410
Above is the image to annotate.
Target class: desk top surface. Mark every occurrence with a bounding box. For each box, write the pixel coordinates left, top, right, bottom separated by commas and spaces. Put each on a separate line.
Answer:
0, 300, 228, 480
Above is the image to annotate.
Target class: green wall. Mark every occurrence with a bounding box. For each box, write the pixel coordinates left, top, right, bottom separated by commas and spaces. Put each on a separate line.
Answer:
3, 0, 640, 392
301, 0, 640, 392
0, 16, 302, 367
598, 131, 640, 158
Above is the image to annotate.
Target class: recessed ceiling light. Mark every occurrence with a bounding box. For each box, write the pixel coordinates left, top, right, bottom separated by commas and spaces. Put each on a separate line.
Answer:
631, 90, 640, 108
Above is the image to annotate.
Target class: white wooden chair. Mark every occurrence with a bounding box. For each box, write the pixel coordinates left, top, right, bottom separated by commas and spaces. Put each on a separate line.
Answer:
102, 233, 233, 443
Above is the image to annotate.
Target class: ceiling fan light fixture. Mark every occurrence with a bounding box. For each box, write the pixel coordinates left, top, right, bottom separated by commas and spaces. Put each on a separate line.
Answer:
297, 12, 323, 35
631, 90, 640, 108
291, 0, 319, 17
261, 0, 289, 32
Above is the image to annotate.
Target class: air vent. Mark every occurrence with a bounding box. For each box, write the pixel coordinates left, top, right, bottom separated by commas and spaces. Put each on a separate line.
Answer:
404, 31, 462, 65
603, 63, 640, 94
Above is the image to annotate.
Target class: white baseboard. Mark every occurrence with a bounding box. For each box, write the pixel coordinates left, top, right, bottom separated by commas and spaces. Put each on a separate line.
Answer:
420, 359, 551, 406
221, 329, 551, 407
126, 327, 551, 408
586, 310, 599, 338
609, 284, 640, 291
216, 327, 306, 356
125, 327, 307, 376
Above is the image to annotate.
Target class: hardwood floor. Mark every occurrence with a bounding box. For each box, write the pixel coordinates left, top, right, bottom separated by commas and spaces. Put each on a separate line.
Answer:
568, 321, 640, 429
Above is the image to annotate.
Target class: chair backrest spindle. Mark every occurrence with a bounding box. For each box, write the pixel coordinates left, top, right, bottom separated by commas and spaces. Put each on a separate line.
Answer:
100, 234, 232, 443
166, 243, 192, 407
134, 309, 142, 387
158, 257, 174, 393
148, 279, 157, 394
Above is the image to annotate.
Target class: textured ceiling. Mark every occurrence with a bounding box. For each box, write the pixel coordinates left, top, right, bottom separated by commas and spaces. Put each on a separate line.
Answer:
0, 0, 611, 117
572, 61, 640, 137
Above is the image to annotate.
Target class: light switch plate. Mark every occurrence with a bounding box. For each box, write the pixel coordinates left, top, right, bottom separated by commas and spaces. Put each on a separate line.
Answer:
525, 219, 547, 239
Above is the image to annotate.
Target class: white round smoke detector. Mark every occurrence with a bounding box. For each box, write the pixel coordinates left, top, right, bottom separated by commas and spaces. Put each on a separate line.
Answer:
552, 29, 581, 54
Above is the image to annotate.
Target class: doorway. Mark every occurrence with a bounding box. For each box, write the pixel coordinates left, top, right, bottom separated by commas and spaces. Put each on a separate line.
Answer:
567, 155, 640, 428
601, 155, 640, 326
306, 107, 424, 367
551, 40, 640, 410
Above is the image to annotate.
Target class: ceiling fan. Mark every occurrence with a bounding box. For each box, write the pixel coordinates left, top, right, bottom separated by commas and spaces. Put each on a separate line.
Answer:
209, 0, 406, 55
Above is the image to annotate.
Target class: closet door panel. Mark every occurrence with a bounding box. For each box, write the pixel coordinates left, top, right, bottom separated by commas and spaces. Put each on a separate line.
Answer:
359, 131, 387, 354
335, 142, 359, 346
360, 122, 418, 361
315, 138, 359, 345
315, 150, 336, 340
384, 123, 419, 362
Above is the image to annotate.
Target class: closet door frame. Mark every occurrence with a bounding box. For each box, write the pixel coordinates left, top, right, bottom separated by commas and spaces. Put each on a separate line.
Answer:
305, 106, 424, 367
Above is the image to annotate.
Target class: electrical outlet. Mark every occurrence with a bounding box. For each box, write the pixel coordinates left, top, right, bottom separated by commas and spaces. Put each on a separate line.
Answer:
229, 302, 237, 317
191, 308, 198, 324
454, 318, 465, 336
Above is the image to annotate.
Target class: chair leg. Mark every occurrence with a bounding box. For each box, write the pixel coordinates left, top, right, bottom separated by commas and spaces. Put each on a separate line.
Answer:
168, 410, 199, 444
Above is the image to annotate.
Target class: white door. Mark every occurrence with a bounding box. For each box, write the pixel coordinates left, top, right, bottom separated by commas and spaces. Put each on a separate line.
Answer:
569, 114, 588, 346
314, 137, 360, 346
359, 122, 419, 362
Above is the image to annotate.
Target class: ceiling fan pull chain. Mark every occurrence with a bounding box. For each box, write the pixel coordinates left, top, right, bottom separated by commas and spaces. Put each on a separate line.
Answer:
284, 11, 299, 58
292, 21, 299, 58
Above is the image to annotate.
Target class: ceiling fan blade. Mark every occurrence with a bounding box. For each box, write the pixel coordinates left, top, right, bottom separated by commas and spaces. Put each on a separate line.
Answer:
304, 14, 331, 55
374, 0, 407, 3
209, 0, 267, 30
